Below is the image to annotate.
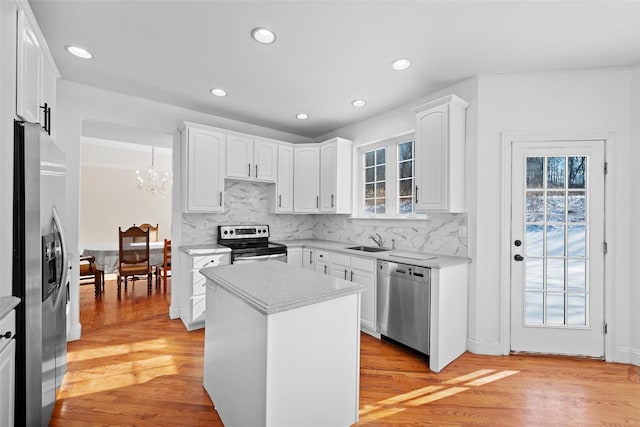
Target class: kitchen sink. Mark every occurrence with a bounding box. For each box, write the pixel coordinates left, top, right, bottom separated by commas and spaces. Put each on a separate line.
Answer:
346, 245, 390, 252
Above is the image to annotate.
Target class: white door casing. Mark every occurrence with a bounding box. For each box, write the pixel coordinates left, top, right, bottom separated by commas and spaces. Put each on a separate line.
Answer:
509, 140, 605, 357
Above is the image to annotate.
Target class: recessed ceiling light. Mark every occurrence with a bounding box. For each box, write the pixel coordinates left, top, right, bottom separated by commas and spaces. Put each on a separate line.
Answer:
391, 58, 411, 71
210, 88, 228, 97
351, 99, 367, 107
65, 45, 93, 59
251, 27, 276, 44
296, 113, 309, 120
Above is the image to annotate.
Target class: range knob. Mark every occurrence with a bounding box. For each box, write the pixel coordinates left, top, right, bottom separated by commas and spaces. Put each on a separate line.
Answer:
223, 230, 228, 235
257, 229, 262, 234
229, 230, 234, 234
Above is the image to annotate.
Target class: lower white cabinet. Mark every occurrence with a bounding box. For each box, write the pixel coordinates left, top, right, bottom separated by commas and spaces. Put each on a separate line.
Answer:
315, 250, 331, 276
182, 252, 230, 330
286, 247, 302, 267
330, 253, 377, 332
0, 310, 16, 427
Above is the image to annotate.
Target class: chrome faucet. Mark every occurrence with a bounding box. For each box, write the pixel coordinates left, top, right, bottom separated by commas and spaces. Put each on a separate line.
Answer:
369, 233, 385, 247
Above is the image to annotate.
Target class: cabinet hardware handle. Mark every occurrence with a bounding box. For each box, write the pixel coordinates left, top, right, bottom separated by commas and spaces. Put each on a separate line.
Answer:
1, 331, 11, 339
415, 185, 419, 204
309, 251, 313, 264
316, 195, 319, 208
324, 265, 327, 274
219, 191, 223, 206
40, 103, 50, 135
514, 254, 524, 262
344, 270, 347, 280
278, 194, 282, 207
255, 164, 258, 178
350, 271, 354, 281
331, 194, 334, 208
248, 163, 251, 177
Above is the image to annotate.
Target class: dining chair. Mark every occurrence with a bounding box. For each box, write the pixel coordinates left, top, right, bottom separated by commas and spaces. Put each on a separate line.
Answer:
156, 239, 171, 291
79, 255, 104, 297
118, 226, 152, 293
136, 223, 159, 242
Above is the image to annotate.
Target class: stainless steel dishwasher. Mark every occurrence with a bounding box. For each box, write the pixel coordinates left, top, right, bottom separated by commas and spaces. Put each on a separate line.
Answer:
377, 260, 431, 355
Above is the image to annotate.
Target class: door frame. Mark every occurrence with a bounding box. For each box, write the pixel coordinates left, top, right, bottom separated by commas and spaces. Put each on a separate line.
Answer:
500, 131, 614, 359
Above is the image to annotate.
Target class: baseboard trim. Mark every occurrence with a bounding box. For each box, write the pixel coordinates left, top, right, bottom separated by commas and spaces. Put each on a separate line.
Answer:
632, 348, 640, 366
169, 305, 180, 320
467, 338, 505, 355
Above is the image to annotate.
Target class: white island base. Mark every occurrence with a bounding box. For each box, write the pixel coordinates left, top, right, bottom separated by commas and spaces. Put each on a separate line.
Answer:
203, 263, 362, 427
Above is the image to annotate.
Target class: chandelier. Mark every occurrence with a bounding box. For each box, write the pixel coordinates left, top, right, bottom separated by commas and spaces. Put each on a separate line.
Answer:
136, 146, 172, 197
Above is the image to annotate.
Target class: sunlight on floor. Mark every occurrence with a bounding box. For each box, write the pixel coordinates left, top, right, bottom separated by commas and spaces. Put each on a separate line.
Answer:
358, 369, 520, 423
67, 337, 170, 362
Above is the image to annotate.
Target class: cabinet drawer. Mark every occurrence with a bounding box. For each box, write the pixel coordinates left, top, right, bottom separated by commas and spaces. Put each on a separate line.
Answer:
315, 250, 331, 263
190, 295, 206, 323
192, 253, 230, 269
192, 270, 207, 296
331, 252, 350, 267
351, 256, 375, 272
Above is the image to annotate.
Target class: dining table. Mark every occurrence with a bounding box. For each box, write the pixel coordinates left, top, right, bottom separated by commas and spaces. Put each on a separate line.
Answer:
82, 241, 166, 274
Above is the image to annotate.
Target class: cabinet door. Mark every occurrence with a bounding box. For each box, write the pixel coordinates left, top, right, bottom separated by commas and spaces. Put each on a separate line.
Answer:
254, 139, 277, 182
330, 263, 350, 281
183, 127, 225, 212
40, 59, 57, 135
16, 9, 42, 124
226, 134, 253, 179
276, 144, 294, 213
302, 248, 315, 270
294, 145, 320, 213
286, 247, 302, 266
320, 142, 337, 212
351, 268, 376, 330
0, 339, 15, 427
415, 103, 448, 211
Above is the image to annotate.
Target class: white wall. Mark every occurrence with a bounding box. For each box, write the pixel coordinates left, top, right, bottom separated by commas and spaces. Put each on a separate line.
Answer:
476, 68, 633, 361
79, 140, 172, 249
630, 64, 640, 365
55, 79, 312, 340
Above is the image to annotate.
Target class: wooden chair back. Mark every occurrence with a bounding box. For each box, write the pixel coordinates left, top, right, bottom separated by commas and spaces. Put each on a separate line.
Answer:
157, 239, 172, 291
118, 226, 152, 292
136, 223, 159, 242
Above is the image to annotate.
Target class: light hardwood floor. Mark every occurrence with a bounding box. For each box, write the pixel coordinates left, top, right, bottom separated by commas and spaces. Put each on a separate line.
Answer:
50, 277, 640, 426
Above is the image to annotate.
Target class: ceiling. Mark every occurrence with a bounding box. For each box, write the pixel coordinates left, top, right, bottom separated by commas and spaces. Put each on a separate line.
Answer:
30, 1, 640, 139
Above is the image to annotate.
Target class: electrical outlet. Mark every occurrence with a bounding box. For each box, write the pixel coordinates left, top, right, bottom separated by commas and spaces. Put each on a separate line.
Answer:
458, 225, 467, 238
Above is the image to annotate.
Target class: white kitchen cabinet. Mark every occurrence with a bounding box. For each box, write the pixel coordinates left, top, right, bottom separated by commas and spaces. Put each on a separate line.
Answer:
302, 248, 315, 270
226, 134, 277, 182
0, 309, 16, 427
330, 253, 376, 332
412, 95, 469, 212
294, 145, 320, 213
286, 247, 302, 267
181, 123, 226, 213
181, 251, 230, 330
315, 250, 331, 275
273, 143, 294, 213
16, 7, 57, 135
320, 138, 352, 214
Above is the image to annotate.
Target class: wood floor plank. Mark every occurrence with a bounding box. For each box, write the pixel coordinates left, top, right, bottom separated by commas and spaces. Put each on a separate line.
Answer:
49, 278, 640, 426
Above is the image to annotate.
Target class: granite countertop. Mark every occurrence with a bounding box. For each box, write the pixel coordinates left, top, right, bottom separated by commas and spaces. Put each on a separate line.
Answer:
179, 244, 231, 256
201, 262, 365, 315
0, 296, 21, 319
273, 238, 471, 268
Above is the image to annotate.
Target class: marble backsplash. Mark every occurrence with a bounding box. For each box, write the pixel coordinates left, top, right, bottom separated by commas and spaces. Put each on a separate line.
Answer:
182, 180, 467, 256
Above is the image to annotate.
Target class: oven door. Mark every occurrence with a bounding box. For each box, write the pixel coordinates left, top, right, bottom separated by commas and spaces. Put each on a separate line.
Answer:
233, 252, 287, 264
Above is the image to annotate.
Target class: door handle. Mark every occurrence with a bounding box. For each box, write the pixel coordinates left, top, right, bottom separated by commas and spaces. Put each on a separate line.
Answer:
248, 163, 251, 177
278, 194, 282, 207
255, 164, 258, 178
219, 191, 223, 206
324, 265, 327, 274
331, 194, 334, 208
316, 195, 319, 209
514, 254, 524, 261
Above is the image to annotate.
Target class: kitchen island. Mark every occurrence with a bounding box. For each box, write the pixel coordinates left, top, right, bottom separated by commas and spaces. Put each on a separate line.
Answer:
200, 261, 364, 427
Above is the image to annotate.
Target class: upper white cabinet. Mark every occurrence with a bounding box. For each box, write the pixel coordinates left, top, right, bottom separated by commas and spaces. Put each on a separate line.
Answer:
320, 138, 352, 214
412, 95, 469, 212
274, 143, 294, 213
181, 123, 226, 213
294, 145, 320, 213
226, 134, 277, 182
16, 6, 58, 135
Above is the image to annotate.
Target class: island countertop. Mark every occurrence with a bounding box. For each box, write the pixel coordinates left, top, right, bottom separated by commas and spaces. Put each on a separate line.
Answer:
200, 261, 364, 315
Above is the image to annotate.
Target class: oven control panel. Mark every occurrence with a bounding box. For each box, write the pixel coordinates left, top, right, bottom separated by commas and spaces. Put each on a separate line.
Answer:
218, 225, 270, 240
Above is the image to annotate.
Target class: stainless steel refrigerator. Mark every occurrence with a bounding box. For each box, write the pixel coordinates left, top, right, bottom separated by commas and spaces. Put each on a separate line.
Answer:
13, 120, 69, 426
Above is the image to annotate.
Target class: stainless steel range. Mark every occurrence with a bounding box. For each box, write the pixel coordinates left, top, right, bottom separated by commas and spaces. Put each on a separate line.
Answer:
218, 225, 287, 264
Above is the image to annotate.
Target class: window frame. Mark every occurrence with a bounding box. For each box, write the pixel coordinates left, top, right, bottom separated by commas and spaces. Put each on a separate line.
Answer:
354, 132, 426, 219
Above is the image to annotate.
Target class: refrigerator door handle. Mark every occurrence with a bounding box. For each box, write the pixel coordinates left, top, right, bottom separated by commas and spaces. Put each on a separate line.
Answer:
52, 206, 68, 308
